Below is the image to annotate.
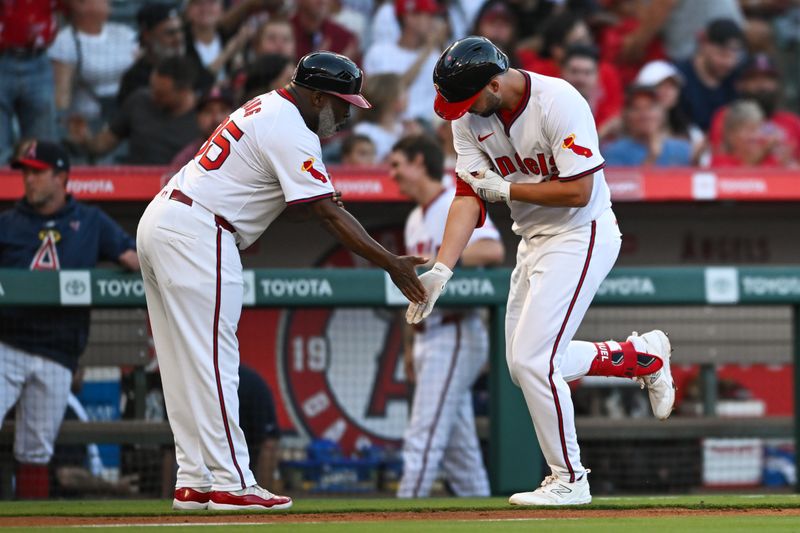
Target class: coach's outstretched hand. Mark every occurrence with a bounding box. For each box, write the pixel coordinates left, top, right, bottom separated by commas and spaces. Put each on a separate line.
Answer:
457, 168, 510, 203
406, 262, 453, 324
389, 255, 429, 304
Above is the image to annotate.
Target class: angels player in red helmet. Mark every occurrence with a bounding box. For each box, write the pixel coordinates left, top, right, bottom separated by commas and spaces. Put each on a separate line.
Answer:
138, 52, 427, 512
407, 36, 676, 505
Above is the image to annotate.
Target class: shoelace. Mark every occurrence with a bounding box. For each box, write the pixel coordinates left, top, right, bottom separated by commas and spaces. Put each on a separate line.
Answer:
539, 475, 558, 488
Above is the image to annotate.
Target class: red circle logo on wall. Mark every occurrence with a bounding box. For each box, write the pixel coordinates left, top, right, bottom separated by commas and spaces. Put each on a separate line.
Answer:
278, 227, 410, 454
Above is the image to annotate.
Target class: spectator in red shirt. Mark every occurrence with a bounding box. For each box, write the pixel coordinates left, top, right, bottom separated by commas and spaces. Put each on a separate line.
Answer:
519, 12, 623, 130
597, 0, 666, 87
560, 45, 622, 141
711, 100, 790, 167
0, 0, 60, 163
291, 0, 359, 62
709, 54, 800, 165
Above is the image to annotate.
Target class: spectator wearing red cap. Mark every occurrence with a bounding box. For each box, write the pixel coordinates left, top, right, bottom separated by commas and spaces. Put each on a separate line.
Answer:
363, 0, 448, 122
0, 0, 60, 163
291, 0, 359, 62
709, 54, 800, 164
710, 99, 790, 167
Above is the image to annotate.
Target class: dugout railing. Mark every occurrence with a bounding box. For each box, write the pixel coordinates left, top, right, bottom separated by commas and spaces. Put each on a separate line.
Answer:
0, 267, 797, 495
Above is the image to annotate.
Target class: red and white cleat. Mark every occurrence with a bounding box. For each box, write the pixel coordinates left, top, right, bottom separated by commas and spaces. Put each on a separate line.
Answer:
629, 330, 675, 420
208, 485, 293, 511
173, 486, 212, 510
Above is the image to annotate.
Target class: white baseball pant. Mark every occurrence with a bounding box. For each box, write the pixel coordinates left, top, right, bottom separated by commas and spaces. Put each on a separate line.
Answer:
137, 190, 256, 491
398, 313, 491, 498
506, 208, 621, 483
0, 341, 71, 464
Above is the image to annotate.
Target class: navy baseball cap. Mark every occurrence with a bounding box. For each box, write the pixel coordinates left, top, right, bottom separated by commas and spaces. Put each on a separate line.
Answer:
11, 140, 70, 173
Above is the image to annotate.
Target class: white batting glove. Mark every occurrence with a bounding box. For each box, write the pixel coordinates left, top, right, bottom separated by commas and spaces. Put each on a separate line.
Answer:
456, 168, 511, 203
405, 262, 453, 325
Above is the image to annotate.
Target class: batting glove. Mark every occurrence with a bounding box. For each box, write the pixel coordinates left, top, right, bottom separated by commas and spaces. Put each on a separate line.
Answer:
457, 168, 511, 203
405, 262, 453, 324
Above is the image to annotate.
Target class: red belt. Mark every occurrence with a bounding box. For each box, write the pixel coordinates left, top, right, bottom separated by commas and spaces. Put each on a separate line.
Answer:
169, 189, 236, 233
412, 313, 463, 333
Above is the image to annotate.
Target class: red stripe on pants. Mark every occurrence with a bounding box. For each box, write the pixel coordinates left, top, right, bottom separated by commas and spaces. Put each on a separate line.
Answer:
213, 225, 246, 489
548, 220, 596, 483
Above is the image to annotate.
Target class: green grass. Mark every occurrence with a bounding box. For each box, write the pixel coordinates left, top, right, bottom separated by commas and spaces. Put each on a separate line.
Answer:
1, 495, 800, 532
1, 494, 800, 516
3, 516, 800, 533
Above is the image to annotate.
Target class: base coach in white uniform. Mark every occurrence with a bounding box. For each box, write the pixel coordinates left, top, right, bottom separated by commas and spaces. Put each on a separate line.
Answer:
138, 52, 427, 511
407, 37, 677, 505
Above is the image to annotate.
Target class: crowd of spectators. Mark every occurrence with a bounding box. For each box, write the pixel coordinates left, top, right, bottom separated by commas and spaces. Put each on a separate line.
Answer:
1, 0, 800, 169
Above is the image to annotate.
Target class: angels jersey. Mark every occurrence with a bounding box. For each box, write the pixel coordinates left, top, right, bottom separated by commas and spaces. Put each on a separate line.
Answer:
452, 70, 611, 238
169, 89, 335, 249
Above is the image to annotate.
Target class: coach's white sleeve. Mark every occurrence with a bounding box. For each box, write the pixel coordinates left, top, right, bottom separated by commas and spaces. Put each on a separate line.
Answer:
543, 80, 606, 182
264, 121, 336, 205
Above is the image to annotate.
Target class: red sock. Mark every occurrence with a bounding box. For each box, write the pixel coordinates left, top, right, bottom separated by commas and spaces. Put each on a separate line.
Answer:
587, 341, 663, 378
16, 463, 49, 499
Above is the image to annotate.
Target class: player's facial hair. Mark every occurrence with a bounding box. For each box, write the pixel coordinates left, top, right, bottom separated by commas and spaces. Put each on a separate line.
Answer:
317, 102, 338, 139
477, 91, 502, 117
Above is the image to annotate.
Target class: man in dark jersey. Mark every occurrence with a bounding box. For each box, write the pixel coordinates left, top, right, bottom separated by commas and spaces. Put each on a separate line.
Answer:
0, 140, 138, 498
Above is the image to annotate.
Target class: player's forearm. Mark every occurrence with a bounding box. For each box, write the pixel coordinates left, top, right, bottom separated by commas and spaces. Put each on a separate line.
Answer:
313, 201, 393, 269
510, 176, 593, 207
461, 239, 505, 267
436, 197, 481, 269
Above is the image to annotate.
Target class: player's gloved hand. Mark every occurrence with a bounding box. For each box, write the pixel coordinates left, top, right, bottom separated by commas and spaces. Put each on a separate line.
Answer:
405, 262, 453, 324
457, 168, 511, 203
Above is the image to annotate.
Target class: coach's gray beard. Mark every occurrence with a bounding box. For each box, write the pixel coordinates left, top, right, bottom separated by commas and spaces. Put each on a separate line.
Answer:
317, 103, 337, 139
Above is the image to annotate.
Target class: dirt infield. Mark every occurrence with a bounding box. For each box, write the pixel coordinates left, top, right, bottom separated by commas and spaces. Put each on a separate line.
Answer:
3, 508, 800, 527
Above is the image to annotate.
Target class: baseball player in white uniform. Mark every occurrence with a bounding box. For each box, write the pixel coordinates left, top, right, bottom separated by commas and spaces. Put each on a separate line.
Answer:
407, 37, 676, 505
137, 52, 427, 511
388, 135, 504, 498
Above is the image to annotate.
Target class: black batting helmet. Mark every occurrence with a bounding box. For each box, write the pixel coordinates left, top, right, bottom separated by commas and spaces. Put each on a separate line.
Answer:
433, 36, 509, 120
293, 51, 372, 109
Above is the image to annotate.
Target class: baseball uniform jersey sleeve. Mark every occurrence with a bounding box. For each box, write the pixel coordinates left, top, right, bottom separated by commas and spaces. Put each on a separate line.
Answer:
452, 120, 491, 228
258, 113, 335, 206
170, 90, 335, 249
542, 83, 605, 181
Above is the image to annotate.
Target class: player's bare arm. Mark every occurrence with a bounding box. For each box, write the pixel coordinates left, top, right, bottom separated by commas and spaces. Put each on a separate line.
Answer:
308, 198, 427, 303
435, 196, 481, 269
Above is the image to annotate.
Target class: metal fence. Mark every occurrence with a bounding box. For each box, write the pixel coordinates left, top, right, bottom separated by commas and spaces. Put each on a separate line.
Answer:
0, 267, 797, 498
